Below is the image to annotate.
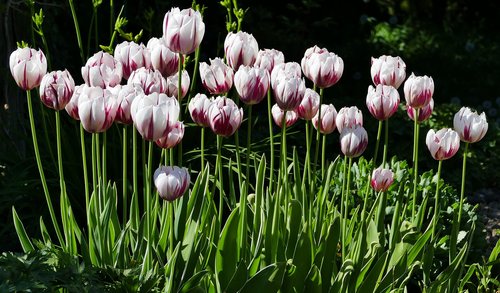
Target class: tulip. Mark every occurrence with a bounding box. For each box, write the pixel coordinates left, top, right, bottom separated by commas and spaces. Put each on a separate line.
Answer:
156, 121, 184, 149
371, 55, 406, 89
9, 47, 47, 90
39, 70, 75, 110
371, 167, 394, 192
407, 98, 434, 123
313, 104, 337, 134
114, 84, 144, 124
131, 92, 180, 140
404, 73, 434, 109
81, 51, 123, 88
270, 62, 302, 88
78, 86, 118, 133
114, 41, 151, 79
336, 106, 363, 134
163, 7, 205, 55
234, 65, 270, 105
254, 49, 285, 74
366, 84, 400, 121
208, 96, 243, 137
165, 69, 190, 100
128, 68, 167, 95
224, 31, 259, 70
65, 85, 84, 120
199, 58, 233, 94
426, 128, 460, 160
271, 104, 299, 128
147, 37, 182, 78
154, 165, 190, 201
301, 45, 344, 88
272, 67, 306, 111
189, 93, 212, 127
340, 125, 368, 158
453, 107, 488, 143
297, 88, 320, 120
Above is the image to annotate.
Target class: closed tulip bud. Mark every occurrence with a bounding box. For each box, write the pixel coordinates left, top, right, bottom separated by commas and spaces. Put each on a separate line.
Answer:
114, 84, 144, 124
271, 104, 299, 128
313, 104, 337, 134
114, 41, 151, 80
81, 51, 123, 88
147, 37, 182, 78
271, 62, 302, 88
156, 121, 184, 149
128, 68, 167, 95
166, 69, 190, 100
208, 96, 243, 137
272, 70, 306, 111
254, 49, 285, 74
404, 73, 434, 109
426, 128, 460, 160
336, 106, 363, 134
340, 125, 368, 158
371, 55, 406, 89
78, 86, 118, 133
65, 85, 84, 120
154, 166, 190, 201
453, 107, 488, 143
131, 92, 180, 141
224, 31, 259, 70
301, 46, 343, 88
407, 98, 434, 123
39, 70, 75, 110
199, 58, 234, 94
371, 167, 394, 192
234, 65, 269, 105
189, 93, 212, 127
297, 88, 320, 120
9, 47, 47, 90
366, 84, 400, 121
163, 7, 205, 55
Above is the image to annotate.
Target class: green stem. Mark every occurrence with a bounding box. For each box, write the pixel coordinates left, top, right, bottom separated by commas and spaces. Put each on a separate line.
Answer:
313, 87, 324, 180
201, 127, 205, 172
216, 136, 224, 226
132, 128, 138, 228
146, 142, 153, 265
38, 32, 52, 71
234, 130, 243, 191
168, 202, 174, 256
281, 112, 289, 224
122, 126, 128, 224
267, 88, 275, 194
91, 134, 97, 199
373, 120, 383, 166
450, 142, 469, 260
80, 124, 90, 219
382, 119, 389, 167
321, 134, 326, 180
340, 156, 347, 262
185, 47, 201, 115
55, 111, 69, 251
93, 6, 99, 50
95, 133, 102, 209
431, 160, 443, 241
245, 106, 252, 193
68, 0, 85, 62
109, 0, 114, 37
26, 90, 63, 245
178, 55, 184, 166
411, 109, 420, 219
102, 131, 107, 188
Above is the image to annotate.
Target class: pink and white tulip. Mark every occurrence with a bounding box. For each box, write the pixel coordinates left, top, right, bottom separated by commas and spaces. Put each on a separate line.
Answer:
154, 166, 190, 201
371, 167, 394, 192
270, 62, 302, 88
297, 88, 320, 120
81, 51, 123, 88
301, 46, 343, 88
163, 7, 205, 55
313, 104, 338, 134
114, 84, 144, 124
407, 98, 434, 123
453, 107, 488, 143
404, 73, 434, 109
78, 86, 118, 133
199, 58, 233, 94
165, 69, 190, 100
234, 65, 269, 105
39, 70, 75, 110
155, 121, 184, 149
128, 68, 167, 95
224, 31, 259, 70
371, 55, 406, 89
65, 85, 84, 120
254, 49, 285, 74
336, 106, 363, 134
189, 93, 212, 127
426, 128, 460, 160
9, 47, 47, 90
366, 84, 400, 121
271, 104, 299, 128
147, 37, 182, 78
340, 125, 368, 158
114, 41, 151, 79
272, 65, 305, 111
208, 96, 243, 137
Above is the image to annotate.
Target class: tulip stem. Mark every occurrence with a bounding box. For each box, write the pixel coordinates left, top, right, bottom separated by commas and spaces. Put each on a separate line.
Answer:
122, 126, 128, 224
411, 108, 420, 219
450, 142, 469, 261
178, 55, 184, 166
132, 128, 138, 228
102, 132, 107, 189
217, 136, 224, 226
266, 88, 275, 194
80, 124, 90, 223
302, 120, 312, 219
201, 127, 205, 172
95, 134, 102, 208
145, 141, 153, 265
168, 202, 174, 256
68, 0, 85, 62
185, 48, 201, 115
234, 130, 243, 193
321, 134, 326, 180
373, 120, 383, 166
382, 119, 389, 167
281, 112, 289, 219
431, 160, 443, 241
55, 111, 70, 252
245, 105, 252, 193
313, 87, 324, 185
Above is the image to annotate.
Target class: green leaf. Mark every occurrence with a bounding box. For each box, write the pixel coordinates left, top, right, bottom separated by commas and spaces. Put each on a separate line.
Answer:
283, 227, 313, 292
407, 229, 432, 264
319, 215, 341, 291
239, 262, 286, 293
304, 265, 322, 293
357, 251, 389, 293
12, 206, 34, 252
215, 206, 241, 291
285, 199, 302, 259
179, 270, 208, 293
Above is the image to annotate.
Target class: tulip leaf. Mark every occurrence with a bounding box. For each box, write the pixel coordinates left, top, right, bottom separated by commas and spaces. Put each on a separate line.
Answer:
239, 262, 286, 293
12, 206, 34, 253
215, 206, 241, 291
304, 265, 322, 293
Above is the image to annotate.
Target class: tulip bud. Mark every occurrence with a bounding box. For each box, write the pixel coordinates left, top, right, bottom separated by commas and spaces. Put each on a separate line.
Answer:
271, 104, 299, 128
130, 92, 180, 141
128, 68, 167, 95
65, 85, 84, 120
272, 65, 306, 111
234, 65, 270, 105
366, 84, 400, 121
407, 98, 434, 123
371, 55, 406, 89
165, 69, 190, 100
371, 167, 394, 192
301, 46, 343, 88
297, 88, 320, 120
404, 73, 434, 109
78, 86, 118, 133
199, 58, 234, 94
340, 125, 368, 158
208, 96, 243, 137
9, 47, 47, 90
154, 165, 190, 201
189, 93, 212, 127
39, 70, 75, 110
336, 106, 363, 134
114, 84, 144, 124
114, 41, 151, 80
147, 37, 182, 78
224, 31, 259, 70
270, 62, 302, 88
313, 104, 338, 134
425, 128, 460, 160
81, 51, 123, 88
163, 7, 205, 55
254, 49, 285, 74
156, 121, 184, 149
453, 107, 488, 143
